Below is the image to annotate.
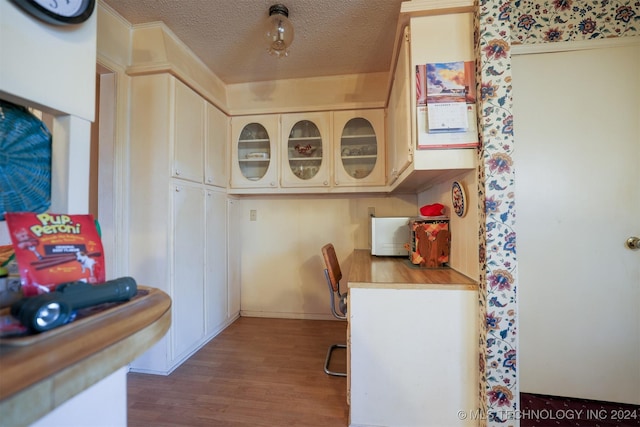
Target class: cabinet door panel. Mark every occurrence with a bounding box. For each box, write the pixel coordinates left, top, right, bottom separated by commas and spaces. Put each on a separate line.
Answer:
230, 115, 279, 188
350, 287, 478, 426
334, 109, 385, 186
205, 188, 228, 333
173, 79, 204, 183
386, 26, 412, 185
172, 182, 205, 360
205, 103, 228, 187
227, 199, 241, 318
281, 112, 331, 187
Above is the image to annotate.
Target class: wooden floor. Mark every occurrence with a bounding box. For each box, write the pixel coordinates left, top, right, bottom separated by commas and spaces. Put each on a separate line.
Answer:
127, 317, 349, 427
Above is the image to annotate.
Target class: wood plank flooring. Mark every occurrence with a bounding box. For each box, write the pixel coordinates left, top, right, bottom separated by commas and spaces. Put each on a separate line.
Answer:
127, 317, 349, 427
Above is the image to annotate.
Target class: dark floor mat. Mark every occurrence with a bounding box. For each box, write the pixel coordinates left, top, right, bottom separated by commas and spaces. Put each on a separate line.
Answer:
520, 393, 640, 427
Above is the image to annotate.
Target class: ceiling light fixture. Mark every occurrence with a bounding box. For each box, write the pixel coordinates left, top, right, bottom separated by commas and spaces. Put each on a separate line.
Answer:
265, 4, 294, 58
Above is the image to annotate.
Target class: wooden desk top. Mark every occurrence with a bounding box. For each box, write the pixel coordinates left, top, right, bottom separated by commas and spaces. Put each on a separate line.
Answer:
347, 249, 477, 291
0, 286, 171, 426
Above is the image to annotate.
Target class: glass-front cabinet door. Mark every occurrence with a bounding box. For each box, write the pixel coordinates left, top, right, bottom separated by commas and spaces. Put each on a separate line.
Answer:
281, 112, 330, 188
230, 115, 279, 188
333, 109, 385, 186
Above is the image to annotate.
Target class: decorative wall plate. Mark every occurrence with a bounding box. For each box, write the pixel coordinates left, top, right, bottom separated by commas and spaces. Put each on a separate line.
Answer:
451, 181, 466, 218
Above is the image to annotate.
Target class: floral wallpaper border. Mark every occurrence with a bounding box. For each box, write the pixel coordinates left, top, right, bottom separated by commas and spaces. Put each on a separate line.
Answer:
511, 0, 639, 44
476, 1, 638, 426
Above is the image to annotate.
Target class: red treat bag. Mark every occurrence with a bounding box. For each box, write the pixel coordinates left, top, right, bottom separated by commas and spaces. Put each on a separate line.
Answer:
5, 213, 105, 296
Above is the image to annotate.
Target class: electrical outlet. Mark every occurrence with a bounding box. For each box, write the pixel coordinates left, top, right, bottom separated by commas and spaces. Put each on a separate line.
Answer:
250, 209, 257, 221
368, 207, 376, 217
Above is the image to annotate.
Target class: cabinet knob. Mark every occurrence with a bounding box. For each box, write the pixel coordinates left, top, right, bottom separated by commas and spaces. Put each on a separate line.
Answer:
270, 181, 276, 187
324, 180, 329, 186
206, 177, 213, 183
175, 169, 181, 176
175, 186, 181, 192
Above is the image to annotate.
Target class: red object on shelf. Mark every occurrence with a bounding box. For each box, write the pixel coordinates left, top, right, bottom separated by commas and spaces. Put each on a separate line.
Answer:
420, 203, 445, 217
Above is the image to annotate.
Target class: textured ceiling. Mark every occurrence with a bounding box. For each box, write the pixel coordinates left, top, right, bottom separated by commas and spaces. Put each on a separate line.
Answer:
102, 0, 404, 84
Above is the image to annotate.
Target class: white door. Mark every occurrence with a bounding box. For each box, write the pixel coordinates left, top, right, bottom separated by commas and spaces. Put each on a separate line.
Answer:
513, 40, 639, 404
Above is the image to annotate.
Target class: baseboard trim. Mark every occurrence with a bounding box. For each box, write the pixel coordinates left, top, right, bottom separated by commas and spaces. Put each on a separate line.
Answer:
240, 311, 339, 321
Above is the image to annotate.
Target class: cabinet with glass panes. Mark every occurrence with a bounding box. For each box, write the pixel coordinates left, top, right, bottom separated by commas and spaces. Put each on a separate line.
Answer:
281, 112, 331, 188
230, 115, 279, 188
229, 110, 385, 191
333, 109, 385, 186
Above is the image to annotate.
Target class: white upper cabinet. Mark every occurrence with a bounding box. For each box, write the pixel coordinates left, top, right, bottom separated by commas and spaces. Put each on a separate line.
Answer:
333, 109, 386, 186
172, 79, 205, 183
230, 115, 280, 189
281, 112, 331, 188
229, 110, 386, 193
385, 14, 478, 192
205, 103, 229, 188
386, 26, 413, 186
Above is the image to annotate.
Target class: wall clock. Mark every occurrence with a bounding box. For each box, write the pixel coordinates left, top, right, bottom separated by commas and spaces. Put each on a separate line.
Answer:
11, 0, 95, 25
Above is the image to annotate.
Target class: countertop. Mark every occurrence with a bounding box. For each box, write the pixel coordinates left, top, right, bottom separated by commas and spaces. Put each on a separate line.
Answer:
0, 286, 171, 426
347, 249, 477, 290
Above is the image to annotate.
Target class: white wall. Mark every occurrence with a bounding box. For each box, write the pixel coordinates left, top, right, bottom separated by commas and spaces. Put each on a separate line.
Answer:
0, 1, 97, 244
0, 2, 130, 424
0, 2, 96, 120
30, 368, 127, 427
238, 194, 418, 318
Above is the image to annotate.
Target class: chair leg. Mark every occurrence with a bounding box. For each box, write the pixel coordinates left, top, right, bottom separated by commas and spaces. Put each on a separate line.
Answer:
324, 344, 347, 377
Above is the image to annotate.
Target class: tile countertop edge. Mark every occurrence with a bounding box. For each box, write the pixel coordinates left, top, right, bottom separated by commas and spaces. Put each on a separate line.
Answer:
348, 281, 477, 291
0, 286, 171, 427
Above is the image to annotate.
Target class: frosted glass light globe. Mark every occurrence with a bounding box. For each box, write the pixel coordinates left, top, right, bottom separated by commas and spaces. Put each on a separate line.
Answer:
265, 5, 294, 58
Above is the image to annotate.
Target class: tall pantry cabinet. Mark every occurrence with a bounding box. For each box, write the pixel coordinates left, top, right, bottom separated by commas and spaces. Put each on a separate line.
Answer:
127, 73, 238, 374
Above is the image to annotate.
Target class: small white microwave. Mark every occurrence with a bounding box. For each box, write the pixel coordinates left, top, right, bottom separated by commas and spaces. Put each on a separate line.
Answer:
370, 217, 411, 256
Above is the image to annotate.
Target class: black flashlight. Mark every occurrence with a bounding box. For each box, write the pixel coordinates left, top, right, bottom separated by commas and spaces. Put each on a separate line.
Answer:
11, 277, 138, 333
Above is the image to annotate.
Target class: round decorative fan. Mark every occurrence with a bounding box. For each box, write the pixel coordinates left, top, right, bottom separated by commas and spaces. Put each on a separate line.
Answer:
0, 100, 52, 221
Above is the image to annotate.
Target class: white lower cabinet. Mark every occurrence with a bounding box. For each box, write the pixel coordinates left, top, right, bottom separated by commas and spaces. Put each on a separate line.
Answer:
349, 287, 478, 427
205, 188, 228, 334
172, 182, 205, 360
129, 181, 234, 374
226, 198, 241, 320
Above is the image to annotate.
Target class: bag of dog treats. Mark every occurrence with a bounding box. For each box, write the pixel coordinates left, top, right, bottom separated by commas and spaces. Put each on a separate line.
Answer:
5, 212, 105, 296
